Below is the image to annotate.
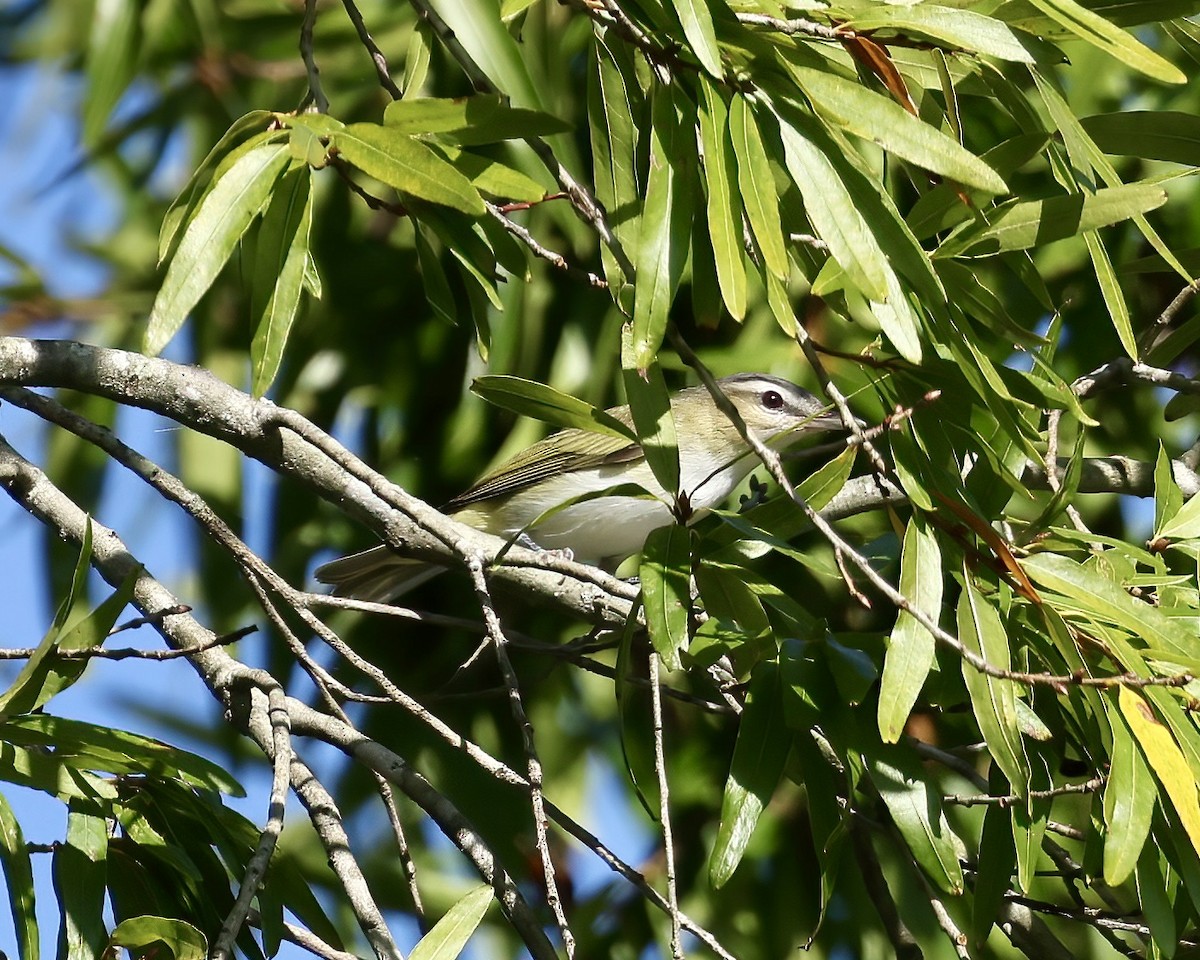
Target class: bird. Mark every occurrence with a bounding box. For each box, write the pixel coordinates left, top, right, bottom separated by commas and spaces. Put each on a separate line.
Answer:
315, 373, 844, 602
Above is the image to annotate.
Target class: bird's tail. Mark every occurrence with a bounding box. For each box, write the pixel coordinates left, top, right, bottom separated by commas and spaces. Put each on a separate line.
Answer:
314, 545, 442, 602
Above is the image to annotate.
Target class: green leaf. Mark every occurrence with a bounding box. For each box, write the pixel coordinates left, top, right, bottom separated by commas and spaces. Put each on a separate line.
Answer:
108, 916, 208, 960
1022, 553, 1196, 659
641, 525, 693, 671
54, 801, 108, 960
0, 792, 37, 960
787, 67, 1009, 194
1154, 444, 1185, 536
621, 348, 680, 497
631, 88, 691, 369
409, 884, 494, 960
147, 143, 290, 355
471, 375, 637, 441
439, 148, 547, 202
878, 519, 943, 742
423, 0, 543, 108
774, 109, 892, 304
729, 97, 789, 281
1083, 230, 1135, 359
1104, 711, 1156, 885
0, 715, 243, 795
844, 4, 1033, 62
1118, 686, 1200, 862
1135, 846, 1177, 957
0, 567, 137, 719
936, 182, 1168, 258
868, 748, 964, 893
1158, 479, 1200, 540
697, 79, 747, 321
710, 662, 789, 887
672, 0, 722, 77
251, 166, 314, 396
588, 35, 641, 311
1025, 0, 1186, 83
383, 95, 570, 143
332, 124, 485, 215
82, 0, 141, 146
1081, 110, 1200, 165
956, 577, 1028, 795
971, 797, 1016, 944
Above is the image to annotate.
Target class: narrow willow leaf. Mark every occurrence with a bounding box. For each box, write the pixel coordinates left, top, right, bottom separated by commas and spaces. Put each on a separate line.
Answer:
672, 0, 722, 77
1083, 231, 1135, 359
698, 79, 747, 320
0, 715, 243, 795
413, 223, 458, 325
641, 525, 693, 671
729, 97, 789, 280
631, 89, 691, 369
936, 183, 1168, 258
589, 35, 640, 310
383, 94, 569, 143
1154, 443, 1185, 536
869, 267, 924, 364
82, 0, 140, 146
971, 796, 1016, 943
424, 0, 543, 108
845, 4, 1033, 62
878, 519, 942, 742
1026, 0, 1185, 83
1157, 480, 1200, 540
621, 343, 680, 496
251, 166, 314, 396
1105, 712, 1156, 885
471, 375, 636, 441
0, 568, 136, 719
108, 917, 207, 960
1119, 686, 1200, 861
775, 109, 891, 303
710, 663, 788, 887
402, 18, 433, 96
868, 750, 964, 893
332, 124, 485, 214
1081, 110, 1200, 165
1022, 553, 1196, 659
788, 67, 1008, 194
439, 148, 546, 202
0, 793, 37, 960
54, 802, 107, 960
957, 577, 1029, 795
147, 143, 289, 355
1135, 847, 1177, 957
409, 885, 494, 960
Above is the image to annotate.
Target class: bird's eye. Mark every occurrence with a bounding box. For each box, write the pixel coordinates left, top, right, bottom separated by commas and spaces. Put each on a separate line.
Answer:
762, 390, 784, 410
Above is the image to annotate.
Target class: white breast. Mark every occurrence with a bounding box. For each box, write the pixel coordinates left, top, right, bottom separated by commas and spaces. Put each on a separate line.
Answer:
473, 450, 759, 565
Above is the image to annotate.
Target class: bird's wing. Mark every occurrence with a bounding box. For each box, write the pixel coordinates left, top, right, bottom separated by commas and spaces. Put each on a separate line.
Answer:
445, 426, 643, 510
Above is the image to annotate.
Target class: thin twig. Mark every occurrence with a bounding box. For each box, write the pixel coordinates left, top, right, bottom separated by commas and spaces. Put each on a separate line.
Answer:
300, 0, 330, 113
0, 625, 254, 660
649, 651, 683, 959
945, 776, 1104, 807
735, 12, 845, 40
339, 0, 403, 99
213, 681, 292, 960
487, 203, 608, 288
468, 557, 575, 959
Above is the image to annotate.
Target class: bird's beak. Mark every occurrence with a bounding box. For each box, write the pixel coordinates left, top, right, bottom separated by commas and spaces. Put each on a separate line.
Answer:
809, 408, 855, 433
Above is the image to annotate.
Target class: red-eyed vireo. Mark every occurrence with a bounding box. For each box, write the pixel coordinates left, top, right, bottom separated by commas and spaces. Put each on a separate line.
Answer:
315, 373, 843, 601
